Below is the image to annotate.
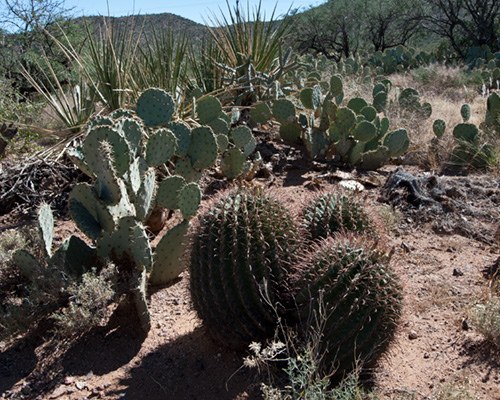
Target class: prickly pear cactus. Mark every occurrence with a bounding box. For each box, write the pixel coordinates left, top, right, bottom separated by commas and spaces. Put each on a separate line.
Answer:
190, 189, 300, 350
293, 235, 402, 377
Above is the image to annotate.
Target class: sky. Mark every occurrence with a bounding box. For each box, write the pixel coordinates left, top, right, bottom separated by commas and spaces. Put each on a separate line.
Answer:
63, 0, 322, 24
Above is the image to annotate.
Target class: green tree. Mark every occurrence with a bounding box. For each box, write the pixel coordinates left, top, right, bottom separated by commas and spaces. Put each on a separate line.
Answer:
420, 0, 500, 56
289, 0, 362, 60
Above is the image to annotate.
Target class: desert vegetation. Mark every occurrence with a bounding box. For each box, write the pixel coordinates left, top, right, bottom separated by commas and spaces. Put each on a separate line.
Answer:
0, 0, 500, 399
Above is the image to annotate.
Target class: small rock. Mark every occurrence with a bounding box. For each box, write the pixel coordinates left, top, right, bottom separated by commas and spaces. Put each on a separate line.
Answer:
424, 353, 430, 359
50, 386, 68, 399
75, 381, 87, 390
453, 268, 464, 276
408, 330, 419, 340
64, 377, 75, 385
401, 242, 410, 253
462, 318, 470, 330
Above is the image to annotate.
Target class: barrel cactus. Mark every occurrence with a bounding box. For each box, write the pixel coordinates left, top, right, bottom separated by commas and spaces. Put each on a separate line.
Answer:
190, 189, 301, 350
301, 190, 378, 241
293, 235, 402, 377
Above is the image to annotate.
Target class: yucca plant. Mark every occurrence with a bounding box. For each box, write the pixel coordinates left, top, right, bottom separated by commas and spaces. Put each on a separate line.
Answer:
21, 55, 97, 132
134, 24, 191, 105
200, 0, 292, 98
83, 16, 142, 110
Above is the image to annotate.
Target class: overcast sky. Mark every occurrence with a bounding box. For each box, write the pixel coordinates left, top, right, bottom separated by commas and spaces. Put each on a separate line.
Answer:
63, 0, 322, 24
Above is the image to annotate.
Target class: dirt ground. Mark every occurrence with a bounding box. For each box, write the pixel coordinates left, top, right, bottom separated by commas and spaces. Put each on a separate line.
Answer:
1, 150, 500, 399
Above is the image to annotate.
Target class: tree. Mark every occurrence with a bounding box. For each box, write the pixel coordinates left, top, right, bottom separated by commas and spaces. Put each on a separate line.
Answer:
289, 0, 362, 60
420, 0, 500, 56
361, 0, 422, 52
0, 0, 83, 94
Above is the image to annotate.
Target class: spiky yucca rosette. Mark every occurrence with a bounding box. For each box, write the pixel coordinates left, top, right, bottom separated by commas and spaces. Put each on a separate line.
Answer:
293, 235, 402, 377
301, 190, 380, 241
190, 189, 301, 350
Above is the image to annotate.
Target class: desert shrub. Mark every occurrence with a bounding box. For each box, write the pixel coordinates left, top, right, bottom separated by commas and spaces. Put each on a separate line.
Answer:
468, 289, 500, 349
52, 266, 116, 337
0, 228, 115, 341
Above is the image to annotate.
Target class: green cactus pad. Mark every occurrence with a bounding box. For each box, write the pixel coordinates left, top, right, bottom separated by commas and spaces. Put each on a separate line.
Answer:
69, 183, 114, 239
145, 128, 177, 167
272, 99, 296, 124
347, 97, 368, 114
279, 121, 302, 142
207, 118, 229, 136
383, 128, 410, 157
294, 236, 401, 377
330, 75, 343, 97
187, 127, 218, 170
135, 168, 156, 222
84, 125, 130, 177
399, 88, 420, 110
97, 217, 152, 271
335, 107, 356, 133
216, 134, 230, 153
373, 91, 388, 113
114, 118, 143, 157
300, 85, 322, 110
128, 157, 149, 195
87, 116, 113, 131
93, 142, 122, 205
433, 119, 446, 139
133, 265, 150, 332
38, 204, 53, 257
348, 141, 365, 165
51, 235, 95, 277
372, 82, 387, 97
178, 182, 201, 220
360, 106, 377, 122
353, 121, 377, 142
231, 126, 256, 155
136, 88, 175, 127
418, 102, 433, 120
168, 121, 191, 157
486, 92, 500, 125
251, 102, 272, 123
460, 104, 471, 122
13, 249, 39, 278
67, 146, 93, 178
308, 128, 330, 159
197, 95, 222, 124
110, 109, 134, 120
453, 123, 480, 143
175, 157, 201, 182
221, 148, 246, 179
150, 221, 191, 285
360, 146, 391, 170
379, 117, 390, 138
156, 175, 187, 210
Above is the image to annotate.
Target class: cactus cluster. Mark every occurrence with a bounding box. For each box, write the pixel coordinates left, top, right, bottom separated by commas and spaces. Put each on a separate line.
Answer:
190, 189, 401, 377
249, 75, 409, 170
398, 88, 432, 120
66, 88, 256, 331
431, 93, 499, 168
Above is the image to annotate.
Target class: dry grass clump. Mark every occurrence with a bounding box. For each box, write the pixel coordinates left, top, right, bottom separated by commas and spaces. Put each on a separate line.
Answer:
467, 287, 500, 349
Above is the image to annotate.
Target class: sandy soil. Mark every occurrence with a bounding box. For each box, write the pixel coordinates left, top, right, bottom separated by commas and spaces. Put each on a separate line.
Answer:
1, 157, 500, 400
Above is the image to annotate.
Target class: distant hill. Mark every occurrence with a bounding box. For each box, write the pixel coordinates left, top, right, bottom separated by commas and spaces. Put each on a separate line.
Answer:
74, 13, 209, 44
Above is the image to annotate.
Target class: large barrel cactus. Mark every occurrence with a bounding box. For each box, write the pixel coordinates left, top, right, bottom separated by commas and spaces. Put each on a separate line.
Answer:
190, 189, 300, 350
302, 190, 378, 241
294, 235, 402, 377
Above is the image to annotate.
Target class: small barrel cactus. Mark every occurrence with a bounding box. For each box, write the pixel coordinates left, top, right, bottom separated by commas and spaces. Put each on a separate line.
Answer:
293, 235, 402, 377
190, 189, 300, 350
301, 190, 378, 241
